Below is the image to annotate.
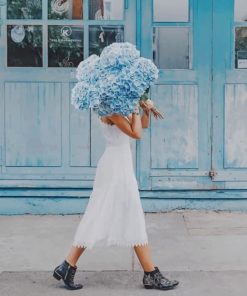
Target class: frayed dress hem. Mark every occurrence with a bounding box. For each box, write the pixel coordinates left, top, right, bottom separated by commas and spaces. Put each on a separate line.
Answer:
72, 240, 149, 250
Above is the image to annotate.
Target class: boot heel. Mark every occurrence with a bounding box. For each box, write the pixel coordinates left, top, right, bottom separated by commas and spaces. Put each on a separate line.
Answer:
144, 284, 154, 289
53, 270, 62, 281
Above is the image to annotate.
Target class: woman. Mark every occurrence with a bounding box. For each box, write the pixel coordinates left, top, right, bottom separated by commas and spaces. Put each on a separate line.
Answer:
53, 100, 179, 291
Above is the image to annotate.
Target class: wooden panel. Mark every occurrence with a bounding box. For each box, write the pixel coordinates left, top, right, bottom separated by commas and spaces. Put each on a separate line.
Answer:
69, 83, 91, 167
4, 82, 62, 167
151, 84, 198, 169
151, 176, 220, 190
224, 84, 247, 168
4, 194, 247, 214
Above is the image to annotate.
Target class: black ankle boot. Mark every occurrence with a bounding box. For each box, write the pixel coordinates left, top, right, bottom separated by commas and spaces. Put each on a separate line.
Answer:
143, 266, 179, 290
53, 260, 83, 290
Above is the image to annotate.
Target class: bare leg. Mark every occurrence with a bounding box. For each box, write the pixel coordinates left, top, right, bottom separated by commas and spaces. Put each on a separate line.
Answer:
134, 244, 156, 272
65, 246, 86, 267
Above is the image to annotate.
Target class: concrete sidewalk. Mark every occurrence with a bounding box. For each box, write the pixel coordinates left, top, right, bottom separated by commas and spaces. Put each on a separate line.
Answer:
1, 210, 247, 295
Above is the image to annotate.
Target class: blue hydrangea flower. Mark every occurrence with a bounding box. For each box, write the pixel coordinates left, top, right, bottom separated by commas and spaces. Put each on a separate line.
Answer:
75, 54, 100, 82
99, 42, 140, 69
71, 81, 101, 111
71, 42, 159, 116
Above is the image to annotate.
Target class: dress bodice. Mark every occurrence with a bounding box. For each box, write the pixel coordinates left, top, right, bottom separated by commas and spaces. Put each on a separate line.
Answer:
99, 117, 131, 147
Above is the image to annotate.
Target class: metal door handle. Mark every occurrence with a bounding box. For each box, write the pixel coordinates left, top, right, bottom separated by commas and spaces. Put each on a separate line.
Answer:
125, 0, 129, 9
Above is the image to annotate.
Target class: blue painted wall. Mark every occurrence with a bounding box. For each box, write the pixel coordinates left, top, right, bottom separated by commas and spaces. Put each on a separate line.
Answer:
1, 0, 247, 214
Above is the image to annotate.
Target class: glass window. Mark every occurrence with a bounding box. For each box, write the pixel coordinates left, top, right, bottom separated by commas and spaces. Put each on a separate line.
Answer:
48, 0, 83, 20
153, 27, 190, 69
89, 0, 124, 20
48, 25, 83, 67
89, 25, 124, 55
235, 0, 247, 22
235, 27, 247, 68
7, 25, 43, 67
7, 0, 42, 19
153, 0, 189, 22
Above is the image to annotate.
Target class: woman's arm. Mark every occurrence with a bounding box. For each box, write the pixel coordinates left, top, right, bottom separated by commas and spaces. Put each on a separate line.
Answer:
126, 109, 150, 129
141, 108, 151, 128
107, 107, 143, 139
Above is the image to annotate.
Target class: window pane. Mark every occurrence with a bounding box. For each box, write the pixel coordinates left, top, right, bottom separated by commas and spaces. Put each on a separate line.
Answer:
7, 25, 43, 67
89, 0, 124, 20
48, 0, 83, 20
48, 25, 83, 67
7, 0, 42, 19
235, 27, 247, 68
153, 0, 189, 22
153, 27, 190, 69
235, 0, 247, 22
89, 25, 124, 56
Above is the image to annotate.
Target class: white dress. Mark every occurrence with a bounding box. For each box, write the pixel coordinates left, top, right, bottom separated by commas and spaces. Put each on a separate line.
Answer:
72, 116, 149, 249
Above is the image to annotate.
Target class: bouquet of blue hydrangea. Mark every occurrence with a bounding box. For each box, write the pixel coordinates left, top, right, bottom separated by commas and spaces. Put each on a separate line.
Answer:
71, 42, 161, 117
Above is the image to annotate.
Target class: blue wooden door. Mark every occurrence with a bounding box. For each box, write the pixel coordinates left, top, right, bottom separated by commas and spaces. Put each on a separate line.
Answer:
0, 0, 136, 192
138, 0, 247, 191
212, 0, 247, 187
138, 0, 213, 190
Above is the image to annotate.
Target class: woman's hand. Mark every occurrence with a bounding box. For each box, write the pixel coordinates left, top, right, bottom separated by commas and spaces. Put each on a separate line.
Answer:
139, 99, 164, 119
144, 99, 154, 110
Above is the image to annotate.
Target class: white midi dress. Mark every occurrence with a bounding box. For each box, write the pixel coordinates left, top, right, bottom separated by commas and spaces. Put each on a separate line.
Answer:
72, 116, 149, 249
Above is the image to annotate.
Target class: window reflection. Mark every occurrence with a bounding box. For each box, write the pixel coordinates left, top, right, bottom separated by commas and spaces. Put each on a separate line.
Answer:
89, 25, 124, 56
153, 0, 189, 22
7, 0, 42, 19
153, 27, 190, 69
48, 25, 83, 67
7, 25, 43, 67
89, 0, 124, 20
48, 0, 83, 20
235, 27, 247, 68
235, 0, 247, 22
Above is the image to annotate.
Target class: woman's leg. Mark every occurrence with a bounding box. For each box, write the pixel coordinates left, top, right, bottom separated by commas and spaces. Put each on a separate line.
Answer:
65, 246, 87, 267
133, 244, 156, 272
